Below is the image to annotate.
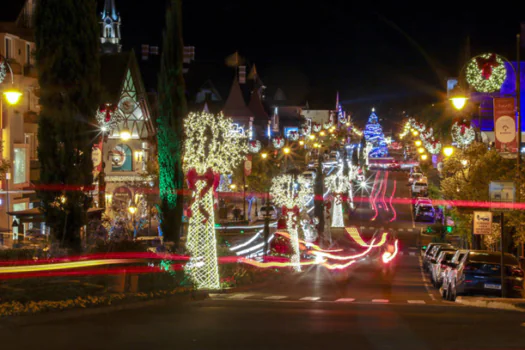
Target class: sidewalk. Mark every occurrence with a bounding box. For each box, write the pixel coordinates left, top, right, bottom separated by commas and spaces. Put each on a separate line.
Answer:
456, 296, 525, 312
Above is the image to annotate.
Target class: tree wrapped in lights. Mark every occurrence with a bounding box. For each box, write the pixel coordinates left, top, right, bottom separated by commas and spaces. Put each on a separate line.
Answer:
270, 174, 312, 271
363, 111, 388, 158
183, 112, 248, 289
325, 172, 350, 227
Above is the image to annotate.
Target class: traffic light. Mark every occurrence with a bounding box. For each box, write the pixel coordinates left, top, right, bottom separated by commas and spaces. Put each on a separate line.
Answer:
446, 226, 453, 233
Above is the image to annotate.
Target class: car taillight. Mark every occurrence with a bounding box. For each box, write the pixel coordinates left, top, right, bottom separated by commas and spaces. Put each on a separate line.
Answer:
512, 268, 524, 277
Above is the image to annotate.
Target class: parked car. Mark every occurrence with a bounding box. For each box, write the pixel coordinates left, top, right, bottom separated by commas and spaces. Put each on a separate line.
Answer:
442, 249, 468, 299
446, 251, 525, 300
423, 243, 454, 271
413, 197, 432, 211
431, 249, 457, 288
408, 172, 424, 185
258, 205, 278, 221
415, 203, 435, 222
427, 245, 456, 280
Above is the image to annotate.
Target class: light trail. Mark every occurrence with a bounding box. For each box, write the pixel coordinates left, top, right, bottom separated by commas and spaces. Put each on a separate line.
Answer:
370, 172, 383, 221
382, 239, 399, 263
389, 180, 397, 222
381, 171, 389, 212
345, 227, 388, 247
310, 239, 376, 261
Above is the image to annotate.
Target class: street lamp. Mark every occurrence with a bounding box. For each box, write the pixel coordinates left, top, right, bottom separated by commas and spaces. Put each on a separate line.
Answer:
421, 154, 428, 161
443, 146, 454, 157
120, 127, 131, 141
309, 134, 315, 140
417, 147, 425, 154
3, 90, 22, 105
449, 86, 469, 111
229, 184, 236, 190
261, 152, 268, 159
412, 130, 419, 136
414, 140, 422, 147
283, 147, 291, 154
299, 140, 304, 146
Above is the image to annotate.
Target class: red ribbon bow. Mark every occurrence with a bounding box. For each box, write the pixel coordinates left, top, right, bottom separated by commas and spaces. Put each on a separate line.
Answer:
186, 167, 221, 223
476, 53, 500, 80
100, 104, 116, 123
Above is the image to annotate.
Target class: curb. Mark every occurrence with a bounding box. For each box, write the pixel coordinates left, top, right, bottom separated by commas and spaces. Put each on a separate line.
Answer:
455, 296, 525, 312
0, 291, 209, 327
213, 277, 284, 294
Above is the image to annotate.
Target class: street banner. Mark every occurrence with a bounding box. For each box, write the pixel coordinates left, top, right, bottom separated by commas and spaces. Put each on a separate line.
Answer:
473, 211, 492, 235
493, 97, 516, 153
244, 155, 252, 176
92, 139, 103, 179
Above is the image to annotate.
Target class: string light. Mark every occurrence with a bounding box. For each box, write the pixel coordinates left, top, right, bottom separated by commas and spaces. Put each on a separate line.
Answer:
325, 173, 350, 228
466, 53, 506, 93
183, 112, 248, 290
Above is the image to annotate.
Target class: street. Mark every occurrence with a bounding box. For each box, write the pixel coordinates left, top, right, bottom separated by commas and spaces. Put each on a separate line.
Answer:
3, 169, 525, 350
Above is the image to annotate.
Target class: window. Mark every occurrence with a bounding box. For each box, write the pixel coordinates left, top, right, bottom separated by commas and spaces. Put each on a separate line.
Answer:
111, 144, 133, 172
26, 43, 31, 65
13, 147, 28, 185
5, 37, 11, 59
105, 26, 112, 38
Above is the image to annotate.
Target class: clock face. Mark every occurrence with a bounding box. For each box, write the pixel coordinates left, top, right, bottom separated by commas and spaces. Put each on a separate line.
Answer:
119, 96, 136, 115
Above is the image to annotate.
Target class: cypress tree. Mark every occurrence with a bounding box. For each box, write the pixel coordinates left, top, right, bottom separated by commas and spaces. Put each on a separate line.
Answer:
157, 0, 187, 247
35, 0, 100, 252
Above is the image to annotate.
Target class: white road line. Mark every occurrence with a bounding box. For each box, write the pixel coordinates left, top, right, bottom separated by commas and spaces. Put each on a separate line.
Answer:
407, 228, 413, 232
372, 299, 389, 303
300, 297, 320, 301
228, 294, 254, 300
360, 226, 365, 229
209, 293, 226, 298
409, 252, 416, 256
264, 295, 287, 300
409, 193, 416, 228
368, 227, 375, 230
335, 298, 355, 302
398, 228, 404, 232
407, 300, 426, 304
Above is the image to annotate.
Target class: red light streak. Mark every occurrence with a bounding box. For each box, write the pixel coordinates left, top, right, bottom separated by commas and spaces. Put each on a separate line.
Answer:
382, 239, 399, 263
389, 180, 397, 222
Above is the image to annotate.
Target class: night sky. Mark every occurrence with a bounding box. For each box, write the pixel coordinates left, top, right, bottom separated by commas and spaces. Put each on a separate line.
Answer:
119, 1, 523, 114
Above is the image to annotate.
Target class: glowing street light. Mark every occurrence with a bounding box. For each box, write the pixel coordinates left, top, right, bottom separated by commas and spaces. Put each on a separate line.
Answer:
421, 154, 428, 161
128, 205, 137, 215
443, 146, 454, 157
412, 130, 419, 136
120, 128, 131, 141
449, 85, 468, 111
283, 147, 291, 154
3, 90, 22, 105
229, 184, 237, 190
299, 140, 304, 146
261, 152, 268, 159
320, 131, 326, 136
417, 147, 425, 154
461, 159, 468, 167
414, 140, 422, 147
309, 134, 315, 140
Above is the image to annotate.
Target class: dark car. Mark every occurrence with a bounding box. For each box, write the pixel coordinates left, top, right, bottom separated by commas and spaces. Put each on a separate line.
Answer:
447, 251, 524, 300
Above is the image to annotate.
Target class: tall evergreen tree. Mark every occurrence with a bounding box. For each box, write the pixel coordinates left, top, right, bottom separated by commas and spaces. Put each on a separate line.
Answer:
35, 0, 100, 252
157, 0, 187, 247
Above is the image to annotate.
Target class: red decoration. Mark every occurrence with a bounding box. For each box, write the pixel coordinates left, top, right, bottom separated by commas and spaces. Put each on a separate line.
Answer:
186, 167, 220, 223
99, 104, 117, 123
282, 205, 300, 228
476, 53, 500, 80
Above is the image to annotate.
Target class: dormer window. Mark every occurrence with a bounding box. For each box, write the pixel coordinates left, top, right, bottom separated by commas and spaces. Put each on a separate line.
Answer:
105, 26, 112, 38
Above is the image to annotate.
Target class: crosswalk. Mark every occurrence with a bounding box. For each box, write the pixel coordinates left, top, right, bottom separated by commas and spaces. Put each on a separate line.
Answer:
208, 293, 431, 305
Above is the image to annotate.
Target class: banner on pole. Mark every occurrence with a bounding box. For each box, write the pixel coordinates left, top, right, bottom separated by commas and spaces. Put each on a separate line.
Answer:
244, 155, 252, 176
493, 97, 516, 153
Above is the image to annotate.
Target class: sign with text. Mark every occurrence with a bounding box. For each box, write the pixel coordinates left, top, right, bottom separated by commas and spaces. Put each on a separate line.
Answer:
489, 181, 515, 211
244, 155, 252, 176
493, 97, 516, 153
473, 211, 492, 235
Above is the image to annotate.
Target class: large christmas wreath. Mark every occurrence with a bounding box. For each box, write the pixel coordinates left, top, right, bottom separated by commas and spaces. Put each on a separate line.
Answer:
96, 103, 123, 132
466, 53, 506, 93
424, 138, 442, 155
288, 131, 299, 141
451, 120, 475, 148
312, 123, 322, 133
272, 137, 285, 149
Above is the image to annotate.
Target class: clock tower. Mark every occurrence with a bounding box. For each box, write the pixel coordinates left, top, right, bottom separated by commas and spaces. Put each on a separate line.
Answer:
100, 0, 122, 54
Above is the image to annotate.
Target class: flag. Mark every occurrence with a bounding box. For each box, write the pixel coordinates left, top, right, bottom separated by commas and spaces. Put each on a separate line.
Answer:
239, 66, 246, 84
141, 44, 149, 60
150, 46, 159, 55
225, 51, 244, 67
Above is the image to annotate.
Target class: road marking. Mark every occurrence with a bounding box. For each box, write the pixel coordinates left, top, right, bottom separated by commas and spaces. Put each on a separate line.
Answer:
300, 297, 320, 301
264, 295, 287, 300
409, 193, 416, 228
368, 227, 375, 230
360, 226, 365, 229
209, 293, 226, 298
407, 228, 413, 232
228, 294, 254, 300
335, 298, 355, 302
418, 256, 437, 301
398, 228, 404, 232
409, 252, 416, 256
380, 227, 384, 230
372, 299, 389, 303
407, 300, 426, 304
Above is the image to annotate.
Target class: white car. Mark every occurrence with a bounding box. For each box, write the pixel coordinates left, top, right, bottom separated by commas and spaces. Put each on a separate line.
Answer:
412, 181, 428, 197
408, 172, 424, 185
258, 205, 278, 221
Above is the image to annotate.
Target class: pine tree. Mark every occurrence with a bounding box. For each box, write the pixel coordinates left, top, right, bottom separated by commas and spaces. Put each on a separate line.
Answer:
35, 0, 100, 252
157, 0, 187, 247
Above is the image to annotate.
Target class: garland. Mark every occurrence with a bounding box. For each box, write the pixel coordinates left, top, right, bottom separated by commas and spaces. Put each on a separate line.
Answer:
466, 53, 506, 93
248, 140, 261, 153
312, 123, 322, 133
288, 131, 299, 141
451, 120, 475, 148
272, 137, 285, 149
0, 57, 6, 84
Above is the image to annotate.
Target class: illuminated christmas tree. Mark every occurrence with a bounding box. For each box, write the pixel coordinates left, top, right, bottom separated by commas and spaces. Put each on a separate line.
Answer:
363, 109, 388, 158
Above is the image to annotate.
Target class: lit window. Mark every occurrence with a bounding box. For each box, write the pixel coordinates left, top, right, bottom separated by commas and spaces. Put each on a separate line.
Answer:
13, 147, 27, 185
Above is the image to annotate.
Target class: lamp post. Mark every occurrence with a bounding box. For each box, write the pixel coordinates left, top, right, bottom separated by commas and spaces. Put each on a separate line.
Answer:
128, 204, 138, 239
5, 172, 10, 237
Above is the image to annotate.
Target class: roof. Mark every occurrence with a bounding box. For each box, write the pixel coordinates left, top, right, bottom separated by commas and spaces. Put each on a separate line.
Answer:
100, 52, 131, 103
0, 1, 25, 23
222, 78, 253, 118
248, 90, 269, 120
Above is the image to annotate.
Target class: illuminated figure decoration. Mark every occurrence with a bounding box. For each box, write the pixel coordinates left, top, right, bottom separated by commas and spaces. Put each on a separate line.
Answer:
183, 112, 248, 289
325, 171, 350, 228
270, 174, 312, 271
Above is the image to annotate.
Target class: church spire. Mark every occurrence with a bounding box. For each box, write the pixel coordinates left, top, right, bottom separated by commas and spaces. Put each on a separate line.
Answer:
100, 0, 121, 54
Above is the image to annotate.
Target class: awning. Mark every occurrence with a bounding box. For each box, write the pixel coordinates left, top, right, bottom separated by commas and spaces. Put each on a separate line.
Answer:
7, 207, 105, 224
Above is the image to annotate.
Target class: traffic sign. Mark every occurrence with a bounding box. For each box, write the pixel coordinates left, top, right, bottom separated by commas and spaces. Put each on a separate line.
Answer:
473, 211, 492, 235
489, 181, 515, 211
